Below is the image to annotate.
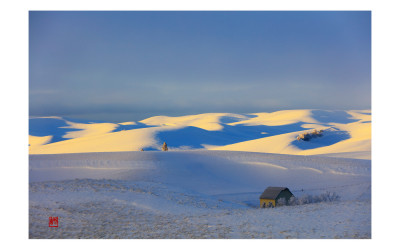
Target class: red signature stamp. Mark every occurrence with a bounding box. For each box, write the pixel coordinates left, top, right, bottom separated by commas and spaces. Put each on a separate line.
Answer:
49, 217, 58, 227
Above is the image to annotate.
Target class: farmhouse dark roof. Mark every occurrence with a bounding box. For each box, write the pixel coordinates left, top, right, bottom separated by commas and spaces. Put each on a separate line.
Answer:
259, 187, 290, 199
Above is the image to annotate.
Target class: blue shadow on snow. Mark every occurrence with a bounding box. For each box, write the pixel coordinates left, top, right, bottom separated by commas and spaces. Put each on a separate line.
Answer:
155, 122, 309, 149
291, 129, 351, 150
311, 110, 359, 124
29, 118, 82, 144
111, 122, 156, 133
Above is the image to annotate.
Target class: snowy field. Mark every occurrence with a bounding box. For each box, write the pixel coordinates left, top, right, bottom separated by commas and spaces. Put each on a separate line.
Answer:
29, 151, 371, 239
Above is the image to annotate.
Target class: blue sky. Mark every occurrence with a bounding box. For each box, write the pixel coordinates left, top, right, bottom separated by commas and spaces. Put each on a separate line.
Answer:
29, 11, 371, 122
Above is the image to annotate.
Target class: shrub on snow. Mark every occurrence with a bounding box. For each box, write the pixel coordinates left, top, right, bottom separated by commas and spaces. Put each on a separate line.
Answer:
319, 191, 340, 202
287, 191, 340, 206
297, 129, 324, 141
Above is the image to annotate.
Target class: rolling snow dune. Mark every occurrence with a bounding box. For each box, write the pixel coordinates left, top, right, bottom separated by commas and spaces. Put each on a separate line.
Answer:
29, 151, 371, 238
29, 110, 371, 159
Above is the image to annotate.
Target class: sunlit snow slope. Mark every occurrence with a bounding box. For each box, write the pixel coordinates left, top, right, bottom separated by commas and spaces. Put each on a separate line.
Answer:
29, 110, 371, 159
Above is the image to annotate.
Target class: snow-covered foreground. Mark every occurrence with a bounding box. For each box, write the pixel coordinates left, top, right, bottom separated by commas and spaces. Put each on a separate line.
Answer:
29, 151, 371, 239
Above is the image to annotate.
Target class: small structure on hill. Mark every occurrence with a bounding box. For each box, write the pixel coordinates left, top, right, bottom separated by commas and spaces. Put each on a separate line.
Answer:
259, 187, 294, 208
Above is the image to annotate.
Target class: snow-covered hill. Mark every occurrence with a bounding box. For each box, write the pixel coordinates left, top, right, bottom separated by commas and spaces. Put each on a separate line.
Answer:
29, 109, 371, 238
29, 109, 371, 159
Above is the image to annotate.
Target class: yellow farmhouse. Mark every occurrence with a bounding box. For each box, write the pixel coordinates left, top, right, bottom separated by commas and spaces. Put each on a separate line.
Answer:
259, 187, 294, 208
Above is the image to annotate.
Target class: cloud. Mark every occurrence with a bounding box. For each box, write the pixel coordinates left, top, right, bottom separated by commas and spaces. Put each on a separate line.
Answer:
29, 11, 371, 122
